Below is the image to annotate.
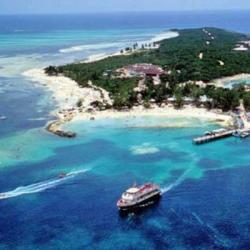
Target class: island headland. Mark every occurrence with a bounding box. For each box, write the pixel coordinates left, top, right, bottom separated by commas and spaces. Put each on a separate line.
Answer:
24, 28, 250, 137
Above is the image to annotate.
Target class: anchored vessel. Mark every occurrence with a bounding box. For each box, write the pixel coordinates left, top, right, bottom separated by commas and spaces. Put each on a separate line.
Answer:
117, 183, 161, 211
233, 129, 250, 138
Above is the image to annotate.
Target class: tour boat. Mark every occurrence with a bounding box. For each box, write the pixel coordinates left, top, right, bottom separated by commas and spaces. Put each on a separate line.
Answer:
117, 183, 161, 211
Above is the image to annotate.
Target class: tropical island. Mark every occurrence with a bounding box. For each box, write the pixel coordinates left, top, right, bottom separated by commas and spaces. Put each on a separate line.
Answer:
24, 27, 250, 136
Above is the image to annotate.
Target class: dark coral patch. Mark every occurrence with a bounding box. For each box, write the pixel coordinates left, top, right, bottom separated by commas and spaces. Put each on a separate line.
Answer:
197, 158, 222, 169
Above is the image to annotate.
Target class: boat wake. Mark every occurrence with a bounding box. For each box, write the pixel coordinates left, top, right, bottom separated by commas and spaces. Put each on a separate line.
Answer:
161, 167, 194, 194
0, 169, 89, 200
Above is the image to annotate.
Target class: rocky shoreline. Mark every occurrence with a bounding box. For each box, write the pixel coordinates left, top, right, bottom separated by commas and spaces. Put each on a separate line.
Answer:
46, 119, 76, 138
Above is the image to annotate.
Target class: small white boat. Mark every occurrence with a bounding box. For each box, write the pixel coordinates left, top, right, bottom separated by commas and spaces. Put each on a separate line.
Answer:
204, 131, 213, 136
0, 116, 7, 121
233, 130, 249, 139
204, 128, 227, 136
240, 132, 249, 138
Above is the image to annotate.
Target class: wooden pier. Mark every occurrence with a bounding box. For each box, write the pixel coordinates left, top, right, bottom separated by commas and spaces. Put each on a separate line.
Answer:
193, 129, 236, 145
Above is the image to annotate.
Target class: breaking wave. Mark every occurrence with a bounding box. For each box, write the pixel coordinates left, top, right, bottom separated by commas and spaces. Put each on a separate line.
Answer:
0, 169, 89, 200
85, 53, 108, 62
150, 31, 179, 43
0, 54, 45, 78
59, 30, 178, 54
59, 42, 123, 53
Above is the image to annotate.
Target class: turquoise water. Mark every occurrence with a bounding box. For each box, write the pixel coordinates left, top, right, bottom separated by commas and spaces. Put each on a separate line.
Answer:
1, 12, 250, 249
1, 116, 250, 249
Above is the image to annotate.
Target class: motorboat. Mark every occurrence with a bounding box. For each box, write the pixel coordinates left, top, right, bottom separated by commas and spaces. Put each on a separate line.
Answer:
58, 173, 68, 179
0, 193, 6, 199
0, 116, 7, 121
233, 130, 249, 138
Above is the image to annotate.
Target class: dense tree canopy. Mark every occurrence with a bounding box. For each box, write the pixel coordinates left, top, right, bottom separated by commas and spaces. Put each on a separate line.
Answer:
45, 28, 250, 110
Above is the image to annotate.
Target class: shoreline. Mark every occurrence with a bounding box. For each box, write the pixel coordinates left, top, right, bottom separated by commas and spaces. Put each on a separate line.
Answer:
71, 105, 233, 127
23, 68, 234, 136
62, 30, 180, 64
22, 29, 248, 137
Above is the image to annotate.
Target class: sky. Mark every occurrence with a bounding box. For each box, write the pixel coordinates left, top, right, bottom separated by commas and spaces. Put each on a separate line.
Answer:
0, 0, 250, 14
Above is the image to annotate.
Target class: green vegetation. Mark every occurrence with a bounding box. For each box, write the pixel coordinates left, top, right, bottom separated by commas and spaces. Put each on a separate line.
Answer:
45, 28, 250, 111
243, 92, 250, 110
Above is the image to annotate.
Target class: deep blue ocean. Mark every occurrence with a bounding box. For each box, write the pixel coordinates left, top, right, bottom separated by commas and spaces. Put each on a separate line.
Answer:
1, 11, 250, 249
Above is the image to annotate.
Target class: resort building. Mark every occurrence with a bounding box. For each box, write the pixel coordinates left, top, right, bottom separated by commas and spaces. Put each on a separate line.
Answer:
117, 63, 165, 78
233, 45, 248, 51
233, 41, 249, 51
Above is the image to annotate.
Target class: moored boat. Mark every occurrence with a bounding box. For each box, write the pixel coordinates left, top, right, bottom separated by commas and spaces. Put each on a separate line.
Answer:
117, 183, 161, 211
240, 132, 249, 138
204, 128, 227, 136
233, 130, 249, 139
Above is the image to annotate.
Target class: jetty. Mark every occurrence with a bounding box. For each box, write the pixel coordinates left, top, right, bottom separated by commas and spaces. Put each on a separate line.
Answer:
46, 120, 76, 138
193, 129, 236, 144
193, 128, 250, 145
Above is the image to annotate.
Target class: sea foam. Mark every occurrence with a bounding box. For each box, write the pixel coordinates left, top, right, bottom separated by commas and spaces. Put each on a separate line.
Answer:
0, 54, 45, 78
59, 30, 179, 54
150, 31, 179, 43
0, 169, 89, 200
59, 42, 123, 53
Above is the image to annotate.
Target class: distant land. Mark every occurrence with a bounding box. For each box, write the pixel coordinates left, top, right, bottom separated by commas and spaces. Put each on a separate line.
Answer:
45, 28, 250, 112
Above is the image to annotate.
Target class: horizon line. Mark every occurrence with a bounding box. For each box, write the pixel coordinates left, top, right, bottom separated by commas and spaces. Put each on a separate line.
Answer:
0, 9, 250, 16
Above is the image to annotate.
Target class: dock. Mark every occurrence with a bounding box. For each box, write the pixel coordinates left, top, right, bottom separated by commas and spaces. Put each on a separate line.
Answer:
193, 129, 236, 144
193, 128, 250, 144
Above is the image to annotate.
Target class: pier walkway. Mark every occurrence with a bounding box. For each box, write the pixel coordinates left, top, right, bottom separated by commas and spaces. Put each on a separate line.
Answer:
193, 128, 250, 145
193, 129, 236, 144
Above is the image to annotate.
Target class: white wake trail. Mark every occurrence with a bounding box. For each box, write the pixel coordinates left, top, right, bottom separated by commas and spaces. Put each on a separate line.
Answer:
161, 166, 195, 194
0, 169, 89, 200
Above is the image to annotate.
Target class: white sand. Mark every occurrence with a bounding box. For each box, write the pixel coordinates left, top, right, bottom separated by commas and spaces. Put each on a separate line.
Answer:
23, 69, 112, 112
211, 73, 250, 87
22, 29, 235, 131
72, 105, 232, 127
23, 68, 232, 128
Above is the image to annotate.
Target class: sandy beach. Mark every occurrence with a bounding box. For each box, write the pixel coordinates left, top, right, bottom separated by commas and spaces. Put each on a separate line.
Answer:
22, 29, 238, 135
23, 68, 233, 134
72, 105, 232, 128
23, 68, 113, 112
